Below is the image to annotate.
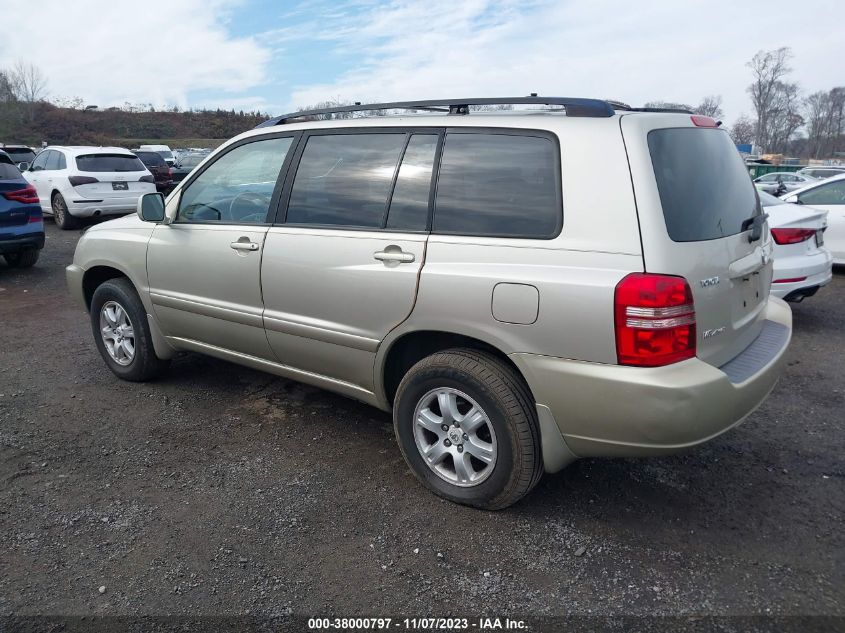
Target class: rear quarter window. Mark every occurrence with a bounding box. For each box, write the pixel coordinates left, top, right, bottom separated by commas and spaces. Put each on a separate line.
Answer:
648, 128, 759, 242
433, 132, 561, 238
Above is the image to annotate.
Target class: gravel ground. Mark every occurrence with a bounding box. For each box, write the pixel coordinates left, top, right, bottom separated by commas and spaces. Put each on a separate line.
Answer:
0, 220, 843, 630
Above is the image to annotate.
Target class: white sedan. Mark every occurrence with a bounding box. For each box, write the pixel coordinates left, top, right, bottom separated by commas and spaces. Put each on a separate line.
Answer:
760, 191, 832, 301
753, 172, 817, 195
781, 173, 845, 264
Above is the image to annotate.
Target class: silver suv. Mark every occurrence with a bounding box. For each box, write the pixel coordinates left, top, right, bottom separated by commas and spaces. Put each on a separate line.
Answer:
67, 97, 792, 509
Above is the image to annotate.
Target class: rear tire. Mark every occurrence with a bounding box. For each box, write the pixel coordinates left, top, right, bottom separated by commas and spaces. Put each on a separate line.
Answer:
52, 192, 78, 230
90, 278, 170, 381
3, 250, 40, 268
393, 348, 543, 510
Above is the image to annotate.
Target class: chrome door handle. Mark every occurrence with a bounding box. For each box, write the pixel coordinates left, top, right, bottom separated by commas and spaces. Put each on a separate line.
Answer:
374, 250, 414, 263
230, 240, 259, 251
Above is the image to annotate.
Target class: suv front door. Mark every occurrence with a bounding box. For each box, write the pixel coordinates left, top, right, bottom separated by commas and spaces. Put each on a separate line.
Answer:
146, 135, 297, 360
261, 131, 440, 392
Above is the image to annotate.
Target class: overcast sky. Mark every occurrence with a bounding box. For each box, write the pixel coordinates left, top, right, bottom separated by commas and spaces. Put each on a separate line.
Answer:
1, 0, 843, 124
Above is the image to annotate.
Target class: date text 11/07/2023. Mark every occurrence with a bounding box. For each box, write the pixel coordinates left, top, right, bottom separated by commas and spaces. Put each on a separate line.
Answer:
307, 617, 528, 630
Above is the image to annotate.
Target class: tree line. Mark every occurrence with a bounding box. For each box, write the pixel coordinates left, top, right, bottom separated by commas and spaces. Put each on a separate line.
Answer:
2, 50, 843, 159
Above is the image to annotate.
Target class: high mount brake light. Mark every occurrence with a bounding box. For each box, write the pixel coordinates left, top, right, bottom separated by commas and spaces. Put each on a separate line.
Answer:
691, 115, 718, 128
614, 273, 696, 367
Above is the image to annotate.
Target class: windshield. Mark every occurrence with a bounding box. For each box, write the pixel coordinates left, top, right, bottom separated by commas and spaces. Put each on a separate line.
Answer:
648, 128, 760, 242
76, 154, 146, 172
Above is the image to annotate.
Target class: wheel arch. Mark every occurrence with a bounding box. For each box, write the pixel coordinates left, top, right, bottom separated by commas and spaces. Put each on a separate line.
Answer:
378, 329, 536, 409
82, 265, 130, 311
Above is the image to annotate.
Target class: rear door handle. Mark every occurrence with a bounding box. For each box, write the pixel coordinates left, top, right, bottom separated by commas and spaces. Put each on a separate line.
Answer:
230, 240, 259, 252
374, 250, 414, 263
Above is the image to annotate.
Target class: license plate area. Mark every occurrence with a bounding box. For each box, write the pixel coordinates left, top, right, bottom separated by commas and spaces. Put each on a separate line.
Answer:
112, 181, 128, 191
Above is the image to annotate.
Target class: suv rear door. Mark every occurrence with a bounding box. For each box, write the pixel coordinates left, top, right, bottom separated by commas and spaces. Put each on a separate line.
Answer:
621, 114, 773, 368
261, 130, 439, 392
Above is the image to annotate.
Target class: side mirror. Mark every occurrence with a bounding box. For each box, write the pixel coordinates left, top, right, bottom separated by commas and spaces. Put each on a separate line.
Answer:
137, 192, 166, 222
17, 162, 30, 171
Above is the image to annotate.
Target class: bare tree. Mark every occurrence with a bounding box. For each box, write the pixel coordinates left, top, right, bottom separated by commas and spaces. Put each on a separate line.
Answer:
0, 71, 17, 103
730, 115, 755, 146
10, 60, 47, 103
643, 100, 693, 111
696, 95, 724, 119
746, 47, 798, 152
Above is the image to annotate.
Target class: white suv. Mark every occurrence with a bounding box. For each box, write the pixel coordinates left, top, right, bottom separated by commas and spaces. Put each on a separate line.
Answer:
23, 146, 156, 229
67, 97, 793, 509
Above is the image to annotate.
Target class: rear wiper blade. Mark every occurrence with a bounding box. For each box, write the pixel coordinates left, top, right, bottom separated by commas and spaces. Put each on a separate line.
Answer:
741, 212, 769, 242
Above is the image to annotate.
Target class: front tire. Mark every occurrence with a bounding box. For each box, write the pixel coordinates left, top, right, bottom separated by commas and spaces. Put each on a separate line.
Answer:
3, 250, 40, 268
90, 278, 170, 381
52, 192, 78, 230
394, 348, 543, 510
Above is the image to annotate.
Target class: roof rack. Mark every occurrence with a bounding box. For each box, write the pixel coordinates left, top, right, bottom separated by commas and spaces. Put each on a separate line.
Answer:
255, 96, 616, 128
607, 100, 693, 114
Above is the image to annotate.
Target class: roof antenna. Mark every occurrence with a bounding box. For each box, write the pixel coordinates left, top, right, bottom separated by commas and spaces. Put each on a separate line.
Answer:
529, 93, 538, 97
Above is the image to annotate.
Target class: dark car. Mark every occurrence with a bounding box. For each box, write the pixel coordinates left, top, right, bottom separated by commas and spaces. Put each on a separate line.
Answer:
133, 150, 174, 194
1, 144, 38, 168
170, 153, 206, 183
0, 150, 43, 268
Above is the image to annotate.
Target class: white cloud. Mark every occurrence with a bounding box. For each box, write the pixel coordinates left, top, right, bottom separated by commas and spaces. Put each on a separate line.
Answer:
284, 0, 845, 125
0, 0, 271, 109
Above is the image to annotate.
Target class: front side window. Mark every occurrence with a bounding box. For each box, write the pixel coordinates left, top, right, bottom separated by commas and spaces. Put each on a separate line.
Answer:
433, 133, 560, 238
45, 151, 61, 171
177, 136, 293, 224
31, 151, 48, 171
286, 133, 406, 228
798, 180, 845, 206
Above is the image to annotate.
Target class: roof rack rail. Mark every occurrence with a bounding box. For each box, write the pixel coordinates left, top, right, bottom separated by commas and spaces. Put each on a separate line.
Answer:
255, 96, 616, 128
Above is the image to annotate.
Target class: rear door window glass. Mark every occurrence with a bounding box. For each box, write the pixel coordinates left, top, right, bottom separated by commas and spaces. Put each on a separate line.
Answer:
385, 134, 438, 231
45, 151, 60, 171
433, 133, 560, 238
648, 128, 759, 242
286, 133, 406, 228
76, 154, 146, 172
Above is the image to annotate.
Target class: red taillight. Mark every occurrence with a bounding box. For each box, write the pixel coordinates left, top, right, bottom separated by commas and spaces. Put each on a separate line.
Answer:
167, 168, 172, 178
614, 273, 696, 367
69, 175, 99, 187
770, 227, 816, 245
773, 277, 807, 284
691, 115, 718, 127
2, 184, 39, 204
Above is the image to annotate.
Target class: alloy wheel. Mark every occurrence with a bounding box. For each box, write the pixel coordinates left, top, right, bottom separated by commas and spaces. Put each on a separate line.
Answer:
99, 300, 135, 366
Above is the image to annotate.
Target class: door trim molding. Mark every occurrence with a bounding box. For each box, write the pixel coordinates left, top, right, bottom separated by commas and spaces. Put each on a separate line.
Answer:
150, 291, 263, 328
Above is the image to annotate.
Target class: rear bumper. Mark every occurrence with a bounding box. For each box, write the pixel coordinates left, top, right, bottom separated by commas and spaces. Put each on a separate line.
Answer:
0, 231, 45, 254
770, 250, 833, 300
65, 196, 142, 218
511, 297, 792, 458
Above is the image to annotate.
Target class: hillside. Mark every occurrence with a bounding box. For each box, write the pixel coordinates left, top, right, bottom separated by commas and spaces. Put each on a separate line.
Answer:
0, 101, 269, 148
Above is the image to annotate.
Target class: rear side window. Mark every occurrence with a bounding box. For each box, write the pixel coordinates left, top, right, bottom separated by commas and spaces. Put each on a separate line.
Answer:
433, 133, 560, 238
385, 134, 438, 231
649, 128, 759, 242
286, 133, 406, 228
46, 151, 66, 170
76, 154, 145, 172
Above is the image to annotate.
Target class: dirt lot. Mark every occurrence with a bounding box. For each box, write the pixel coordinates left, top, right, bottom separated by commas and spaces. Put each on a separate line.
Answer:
1, 221, 843, 629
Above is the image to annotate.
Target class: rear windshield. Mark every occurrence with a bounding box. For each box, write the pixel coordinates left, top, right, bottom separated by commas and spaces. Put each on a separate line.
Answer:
135, 151, 167, 167
648, 128, 759, 242
0, 162, 22, 180
3, 147, 36, 161
76, 154, 146, 172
